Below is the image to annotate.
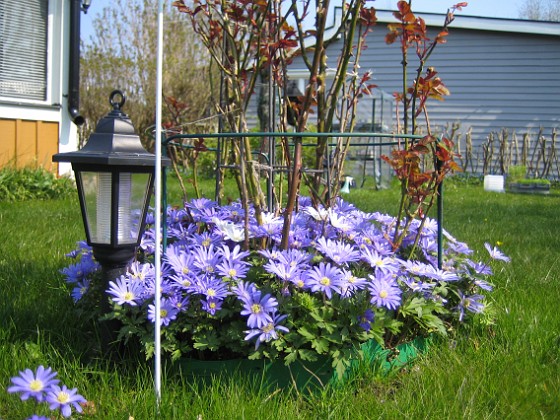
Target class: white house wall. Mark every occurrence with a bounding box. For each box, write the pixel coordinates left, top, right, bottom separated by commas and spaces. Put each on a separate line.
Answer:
0, 0, 77, 174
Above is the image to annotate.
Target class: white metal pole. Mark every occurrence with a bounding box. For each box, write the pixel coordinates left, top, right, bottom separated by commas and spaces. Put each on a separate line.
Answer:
154, 0, 164, 405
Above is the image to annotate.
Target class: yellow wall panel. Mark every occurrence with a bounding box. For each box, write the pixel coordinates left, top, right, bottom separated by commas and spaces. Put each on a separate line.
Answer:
0, 119, 17, 167
37, 121, 59, 172
0, 118, 59, 172
16, 120, 38, 168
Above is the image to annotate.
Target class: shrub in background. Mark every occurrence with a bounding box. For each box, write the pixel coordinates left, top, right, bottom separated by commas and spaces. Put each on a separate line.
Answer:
0, 167, 75, 202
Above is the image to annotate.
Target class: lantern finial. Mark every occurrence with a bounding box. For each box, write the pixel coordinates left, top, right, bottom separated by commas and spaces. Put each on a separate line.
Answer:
109, 90, 126, 113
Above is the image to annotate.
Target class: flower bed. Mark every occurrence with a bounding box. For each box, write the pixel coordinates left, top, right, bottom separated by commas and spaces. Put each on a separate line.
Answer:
63, 196, 509, 380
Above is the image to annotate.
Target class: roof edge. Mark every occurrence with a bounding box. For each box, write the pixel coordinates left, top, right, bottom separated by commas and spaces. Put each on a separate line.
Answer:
323, 7, 560, 38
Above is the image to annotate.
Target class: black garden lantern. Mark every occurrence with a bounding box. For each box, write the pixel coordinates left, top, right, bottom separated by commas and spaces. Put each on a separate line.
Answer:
54, 90, 169, 276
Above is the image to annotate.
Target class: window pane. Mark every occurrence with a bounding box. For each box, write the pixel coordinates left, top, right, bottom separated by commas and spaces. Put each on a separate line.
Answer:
0, 0, 48, 100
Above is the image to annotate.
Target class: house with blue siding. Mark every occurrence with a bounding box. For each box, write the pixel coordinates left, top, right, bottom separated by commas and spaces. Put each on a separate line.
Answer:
286, 9, 560, 147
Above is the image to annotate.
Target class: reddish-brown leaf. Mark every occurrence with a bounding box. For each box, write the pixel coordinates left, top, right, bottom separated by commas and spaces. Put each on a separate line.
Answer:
172, 0, 189, 13
194, 138, 208, 152
360, 7, 377, 26
397, 1, 412, 16
435, 29, 449, 44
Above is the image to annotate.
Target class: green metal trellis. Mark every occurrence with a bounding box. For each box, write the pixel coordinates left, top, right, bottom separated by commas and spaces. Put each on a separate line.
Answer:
160, 131, 444, 268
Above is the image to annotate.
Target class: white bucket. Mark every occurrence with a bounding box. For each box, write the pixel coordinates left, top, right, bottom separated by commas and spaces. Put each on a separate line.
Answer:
484, 175, 505, 192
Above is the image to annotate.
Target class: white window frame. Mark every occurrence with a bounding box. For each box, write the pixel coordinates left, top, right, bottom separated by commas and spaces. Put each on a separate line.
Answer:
0, 0, 62, 108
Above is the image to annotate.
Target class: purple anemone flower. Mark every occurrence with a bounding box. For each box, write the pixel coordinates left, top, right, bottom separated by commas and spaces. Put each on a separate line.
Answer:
456, 291, 485, 321
169, 295, 190, 312
169, 272, 194, 290
191, 231, 222, 249
237, 286, 278, 329
466, 259, 493, 276
484, 243, 511, 262
401, 277, 435, 293
45, 384, 87, 418
60, 264, 85, 284
192, 245, 222, 276
276, 248, 312, 269
304, 262, 343, 299
187, 198, 218, 222
232, 281, 258, 304
245, 313, 289, 349
216, 244, 251, 279
333, 196, 357, 213
64, 240, 91, 259
242, 296, 278, 328
201, 297, 223, 315
447, 239, 473, 255
316, 237, 360, 266
474, 279, 494, 291
368, 274, 402, 310
164, 244, 196, 278
128, 261, 155, 283
107, 277, 144, 306
148, 298, 180, 326
358, 309, 375, 331
216, 203, 246, 222
194, 277, 230, 300
71, 280, 90, 302
216, 258, 249, 280
400, 259, 432, 277
361, 248, 399, 275
218, 244, 251, 263
339, 268, 367, 298
167, 207, 188, 224
139, 228, 157, 254
187, 197, 217, 211
60, 255, 99, 284
8, 365, 59, 402
424, 266, 461, 282
167, 222, 197, 243
258, 248, 282, 261
263, 259, 300, 283
252, 212, 284, 238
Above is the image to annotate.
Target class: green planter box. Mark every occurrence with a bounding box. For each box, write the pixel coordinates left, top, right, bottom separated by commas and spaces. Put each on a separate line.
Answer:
174, 336, 429, 391
508, 182, 550, 195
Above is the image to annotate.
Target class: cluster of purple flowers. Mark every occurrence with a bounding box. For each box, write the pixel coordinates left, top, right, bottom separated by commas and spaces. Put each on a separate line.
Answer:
233, 281, 289, 348
7, 365, 86, 418
63, 195, 509, 352
60, 241, 99, 302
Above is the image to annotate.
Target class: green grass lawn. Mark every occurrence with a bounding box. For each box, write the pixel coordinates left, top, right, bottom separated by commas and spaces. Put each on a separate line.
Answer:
1, 182, 559, 419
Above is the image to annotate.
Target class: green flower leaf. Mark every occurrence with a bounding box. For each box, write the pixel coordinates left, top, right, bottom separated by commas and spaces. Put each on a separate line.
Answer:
298, 349, 319, 362
311, 337, 330, 354
297, 326, 317, 341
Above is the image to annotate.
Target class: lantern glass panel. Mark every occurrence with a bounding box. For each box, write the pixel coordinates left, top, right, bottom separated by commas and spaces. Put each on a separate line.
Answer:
78, 171, 152, 246
118, 172, 152, 245
80, 171, 112, 244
